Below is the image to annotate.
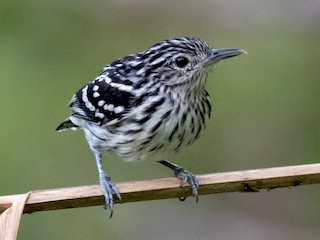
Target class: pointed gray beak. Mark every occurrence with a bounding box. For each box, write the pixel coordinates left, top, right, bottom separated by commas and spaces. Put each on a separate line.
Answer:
204, 48, 246, 67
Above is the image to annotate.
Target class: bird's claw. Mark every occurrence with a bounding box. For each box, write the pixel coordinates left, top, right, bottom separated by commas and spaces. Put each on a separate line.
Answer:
99, 173, 121, 218
174, 167, 199, 202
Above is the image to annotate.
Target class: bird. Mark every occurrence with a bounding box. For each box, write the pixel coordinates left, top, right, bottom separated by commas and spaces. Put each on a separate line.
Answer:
56, 37, 245, 217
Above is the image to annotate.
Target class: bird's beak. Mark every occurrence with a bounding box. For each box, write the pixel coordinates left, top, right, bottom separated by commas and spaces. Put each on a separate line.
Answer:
204, 48, 246, 67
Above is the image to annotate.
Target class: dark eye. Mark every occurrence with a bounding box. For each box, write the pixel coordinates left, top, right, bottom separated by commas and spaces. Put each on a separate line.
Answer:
174, 56, 189, 68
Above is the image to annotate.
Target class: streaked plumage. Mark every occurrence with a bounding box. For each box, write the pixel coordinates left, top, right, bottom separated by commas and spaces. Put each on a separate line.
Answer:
57, 37, 245, 217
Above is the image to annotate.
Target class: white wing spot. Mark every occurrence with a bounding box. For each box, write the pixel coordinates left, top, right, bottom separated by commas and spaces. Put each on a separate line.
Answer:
93, 92, 100, 98
114, 106, 124, 114
85, 101, 95, 111
93, 85, 99, 91
82, 86, 89, 103
106, 104, 114, 112
110, 82, 133, 92
104, 76, 112, 84
98, 100, 105, 107
103, 104, 114, 112
95, 112, 105, 119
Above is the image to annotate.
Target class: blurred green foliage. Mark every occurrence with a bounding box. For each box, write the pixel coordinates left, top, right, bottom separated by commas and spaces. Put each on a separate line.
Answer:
1, 0, 320, 239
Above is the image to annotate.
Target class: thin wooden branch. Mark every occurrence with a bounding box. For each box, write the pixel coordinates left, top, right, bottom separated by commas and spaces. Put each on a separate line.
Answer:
0, 193, 30, 240
1, 163, 320, 215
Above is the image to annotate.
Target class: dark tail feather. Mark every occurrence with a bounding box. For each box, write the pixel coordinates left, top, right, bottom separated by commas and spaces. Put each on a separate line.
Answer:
56, 118, 78, 131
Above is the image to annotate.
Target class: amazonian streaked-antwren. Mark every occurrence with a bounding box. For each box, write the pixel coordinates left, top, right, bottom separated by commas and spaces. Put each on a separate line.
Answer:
57, 37, 245, 217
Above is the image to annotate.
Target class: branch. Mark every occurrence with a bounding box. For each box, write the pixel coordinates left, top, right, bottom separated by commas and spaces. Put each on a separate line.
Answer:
1, 163, 320, 215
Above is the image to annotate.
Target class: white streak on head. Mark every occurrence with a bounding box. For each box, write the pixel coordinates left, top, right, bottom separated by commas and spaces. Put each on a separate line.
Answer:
129, 60, 142, 67
150, 57, 165, 66
136, 68, 145, 76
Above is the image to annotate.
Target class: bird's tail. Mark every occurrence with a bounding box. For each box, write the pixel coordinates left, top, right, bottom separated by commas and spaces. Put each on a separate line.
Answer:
56, 118, 78, 132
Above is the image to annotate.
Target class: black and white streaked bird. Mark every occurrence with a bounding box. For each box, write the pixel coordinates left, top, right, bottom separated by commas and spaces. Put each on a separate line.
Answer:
57, 37, 245, 217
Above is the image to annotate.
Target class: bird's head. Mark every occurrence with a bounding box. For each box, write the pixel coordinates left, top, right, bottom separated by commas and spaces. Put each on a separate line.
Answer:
138, 37, 246, 93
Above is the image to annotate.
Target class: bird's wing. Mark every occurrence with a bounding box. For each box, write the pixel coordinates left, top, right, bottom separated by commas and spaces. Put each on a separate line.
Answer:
69, 73, 134, 127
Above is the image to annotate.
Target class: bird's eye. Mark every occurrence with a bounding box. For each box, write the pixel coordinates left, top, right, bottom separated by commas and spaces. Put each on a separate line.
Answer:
174, 56, 189, 68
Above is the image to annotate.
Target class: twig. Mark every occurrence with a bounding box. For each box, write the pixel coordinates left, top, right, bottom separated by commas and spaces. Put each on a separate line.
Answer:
1, 163, 320, 215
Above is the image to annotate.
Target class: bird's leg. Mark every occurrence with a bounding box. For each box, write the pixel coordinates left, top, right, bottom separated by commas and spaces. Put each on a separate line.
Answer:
158, 160, 199, 202
94, 152, 121, 218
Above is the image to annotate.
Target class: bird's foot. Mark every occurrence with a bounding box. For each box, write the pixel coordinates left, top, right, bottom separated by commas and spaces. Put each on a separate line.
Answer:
158, 160, 200, 202
99, 172, 121, 218
174, 167, 199, 202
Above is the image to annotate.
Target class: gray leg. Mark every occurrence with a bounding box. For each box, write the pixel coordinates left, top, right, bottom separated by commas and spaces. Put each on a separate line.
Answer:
94, 152, 121, 218
158, 160, 199, 202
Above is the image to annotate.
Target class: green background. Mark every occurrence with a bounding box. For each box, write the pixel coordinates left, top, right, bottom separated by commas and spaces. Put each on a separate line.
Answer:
1, 1, 320, 239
